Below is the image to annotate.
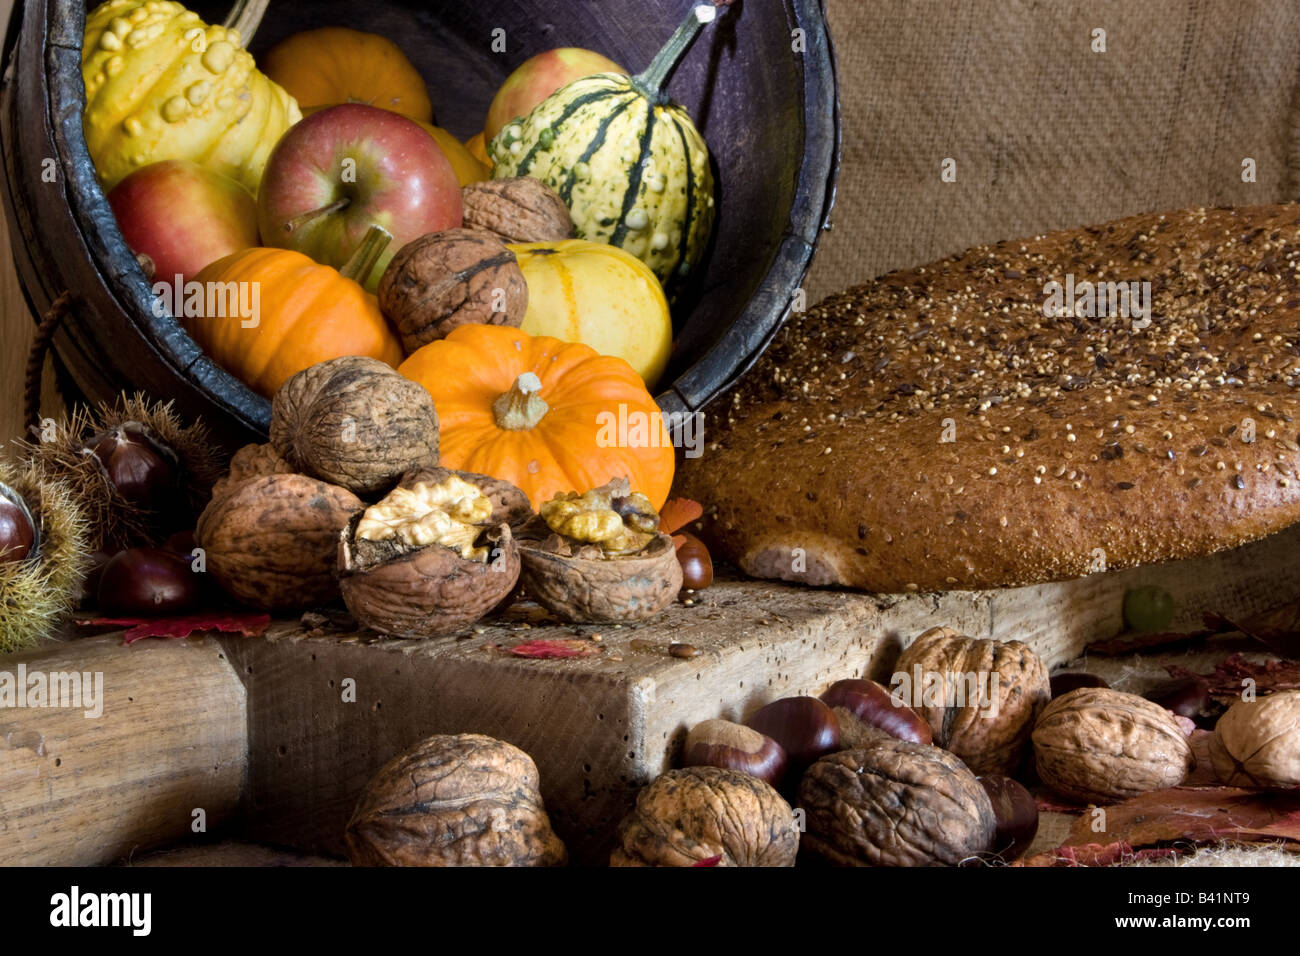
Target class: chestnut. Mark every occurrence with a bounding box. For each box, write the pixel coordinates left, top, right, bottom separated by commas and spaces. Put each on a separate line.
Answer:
0, 493, 35, 565
85, 422, 178, 509
821, 678, 932, 745
1050, 672, 1109, 698
1144, 677, 1209, 719
682, 719, 787, 786
676, 532, 713, 591
97, 547, 202, 616
978, 774, 1039, 861
746, 696, 841, 783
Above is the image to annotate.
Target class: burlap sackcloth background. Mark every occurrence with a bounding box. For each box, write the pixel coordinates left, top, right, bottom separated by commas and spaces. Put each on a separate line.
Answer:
805, 0, 1300, 304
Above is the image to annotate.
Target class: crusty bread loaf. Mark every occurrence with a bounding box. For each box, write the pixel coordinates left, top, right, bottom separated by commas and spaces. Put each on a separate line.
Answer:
676, 204, 1300, 591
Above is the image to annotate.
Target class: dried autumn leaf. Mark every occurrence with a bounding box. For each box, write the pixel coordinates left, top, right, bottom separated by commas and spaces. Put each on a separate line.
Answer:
82, 612, 271, 644
1016, 842, 1180, 867
1085, 629, 1208, 656
1062, 786, 1300, 850
509, 638, 602, 659
1166, 654, 1300, 705
659, 497, 703, 535
1205, 604, 1300, 657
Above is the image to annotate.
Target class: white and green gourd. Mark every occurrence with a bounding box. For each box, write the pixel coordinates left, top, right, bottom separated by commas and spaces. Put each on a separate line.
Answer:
488, 3, 725, 295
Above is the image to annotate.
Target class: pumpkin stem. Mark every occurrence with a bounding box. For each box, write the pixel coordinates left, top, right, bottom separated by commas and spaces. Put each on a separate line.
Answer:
339, 225, 393, 284
634, 4, 723, 99
492, 372, 550, 430
224, 0, 270, 47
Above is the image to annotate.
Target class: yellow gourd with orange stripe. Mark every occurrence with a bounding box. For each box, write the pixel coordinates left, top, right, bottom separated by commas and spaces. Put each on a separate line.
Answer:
508, 239, 671, 388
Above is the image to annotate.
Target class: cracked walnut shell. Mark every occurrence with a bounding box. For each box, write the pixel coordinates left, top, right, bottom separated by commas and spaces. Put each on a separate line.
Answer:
893, 626, 1050, 775
611, 766, 799, 867
378, 228, 528, 352
346, 733, 567, 867
461, 177, 574, 244
195, 473, 362, 610
799, 739, 996, 866
338, 469, 521, 638
270, 356, 439, 497
1208, 690, 1300, 788
1032, 687, 1195, 803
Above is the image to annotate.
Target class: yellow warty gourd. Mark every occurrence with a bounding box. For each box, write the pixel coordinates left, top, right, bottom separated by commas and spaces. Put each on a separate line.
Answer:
81, 0, 300, 192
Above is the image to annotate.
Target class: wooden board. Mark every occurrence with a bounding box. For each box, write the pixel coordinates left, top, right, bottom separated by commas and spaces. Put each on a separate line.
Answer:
0, 634, 246, 865
228, 519, 1300, 865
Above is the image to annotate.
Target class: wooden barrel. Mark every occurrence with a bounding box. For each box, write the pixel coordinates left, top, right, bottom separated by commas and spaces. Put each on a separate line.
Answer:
1, 0, 838, 447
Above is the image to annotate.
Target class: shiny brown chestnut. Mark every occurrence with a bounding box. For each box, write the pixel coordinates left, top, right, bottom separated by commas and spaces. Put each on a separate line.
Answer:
676, 532, 713, 591
821, 678, 932, 745
978, 774, 1039, 861
1144, 677, 1209, 719
1050, 672, 1110, 699
97, 547, 202, 616
746, 696, 841, 782
682, 719, 787, 786
0, 493, 35, 565
85, 422, 178, 509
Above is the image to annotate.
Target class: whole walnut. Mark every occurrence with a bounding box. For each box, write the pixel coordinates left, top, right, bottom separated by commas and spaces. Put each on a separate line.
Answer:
461, 177, 574, 243
196, 473, 361, 610
611, 766, 799, 867
270, 357, 439, 497
1207, 691, 1300, 788
798, 739, 997, 866
893, 626, 1050, 775
211, 443, 293, 501
378, 228, 528, 352
346, 733, 567, 867
1032, 687, 1195, 803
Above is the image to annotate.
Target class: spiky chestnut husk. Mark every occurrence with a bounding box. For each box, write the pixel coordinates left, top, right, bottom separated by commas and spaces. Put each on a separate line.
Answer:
0, 460, 91, 653
18, 394, 223, 550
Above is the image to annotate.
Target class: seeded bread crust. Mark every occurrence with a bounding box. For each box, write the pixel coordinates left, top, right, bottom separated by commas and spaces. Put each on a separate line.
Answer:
675, 204, 1300, 592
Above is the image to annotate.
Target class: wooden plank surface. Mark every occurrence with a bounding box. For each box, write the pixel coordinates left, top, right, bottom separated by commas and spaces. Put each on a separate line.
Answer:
0, 634, 247, 865
229, 519, 1300, 865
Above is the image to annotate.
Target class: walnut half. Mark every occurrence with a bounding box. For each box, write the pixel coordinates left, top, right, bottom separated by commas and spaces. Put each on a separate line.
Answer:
338, 468, 522, 638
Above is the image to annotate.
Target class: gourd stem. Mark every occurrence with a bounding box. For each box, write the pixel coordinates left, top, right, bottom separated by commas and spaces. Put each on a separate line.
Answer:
493, 373, 550, 430
634, 4, 720, 96
224, 0, 270, 47
339, 226, 393, 284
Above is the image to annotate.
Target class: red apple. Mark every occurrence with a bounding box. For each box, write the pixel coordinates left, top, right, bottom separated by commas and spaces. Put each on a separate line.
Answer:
256, 103, 461, 290
108, 160, 259, 285
485, 48, 625, 144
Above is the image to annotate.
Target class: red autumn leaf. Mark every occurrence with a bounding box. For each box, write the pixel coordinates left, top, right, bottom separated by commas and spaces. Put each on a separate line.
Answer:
692, 854, 723, 867
80, 612, 271, 644
1017, 842, 1180, 868
1035, 794, 1087, 814
1166, 654, 1300, 705
1063, 786, 1300, 850
1085, 629, 1208, 656
1205, 604, 1300, 657
509, 638, 602, 659
659, 498, 703, 535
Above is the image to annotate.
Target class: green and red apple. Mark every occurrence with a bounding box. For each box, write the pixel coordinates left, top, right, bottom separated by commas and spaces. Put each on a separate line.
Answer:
107, 160, 259, 284
485, 48, 625, 143
256, 103, 462, 289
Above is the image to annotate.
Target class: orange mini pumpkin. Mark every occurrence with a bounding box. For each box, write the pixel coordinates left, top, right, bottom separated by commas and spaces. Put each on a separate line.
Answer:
399, 324, 675, 509
262, 27, 434, 123
185, 227, 403, 398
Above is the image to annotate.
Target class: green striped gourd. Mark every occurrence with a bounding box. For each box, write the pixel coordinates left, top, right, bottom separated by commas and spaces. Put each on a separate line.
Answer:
488, 4, 723, 294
